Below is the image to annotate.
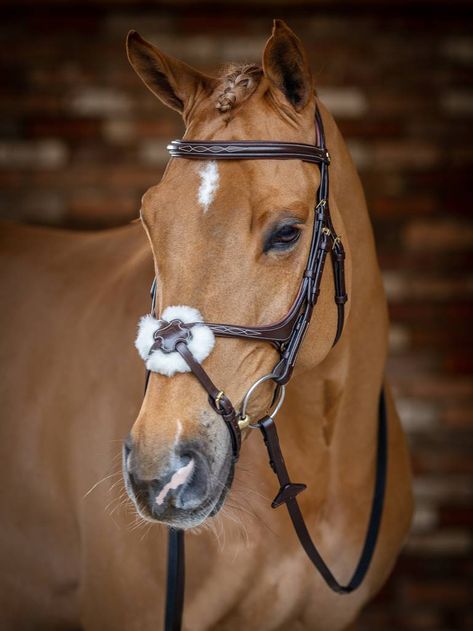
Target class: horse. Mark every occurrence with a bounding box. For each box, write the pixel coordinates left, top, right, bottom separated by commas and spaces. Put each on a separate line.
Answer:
0, 20, 413, 631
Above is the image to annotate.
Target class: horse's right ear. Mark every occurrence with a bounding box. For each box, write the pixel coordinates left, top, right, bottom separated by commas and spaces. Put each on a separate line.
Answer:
126, 31, 215, 116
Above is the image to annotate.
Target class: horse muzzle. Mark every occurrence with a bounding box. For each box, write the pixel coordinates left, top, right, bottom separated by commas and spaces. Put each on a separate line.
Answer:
122, 434, 232, 528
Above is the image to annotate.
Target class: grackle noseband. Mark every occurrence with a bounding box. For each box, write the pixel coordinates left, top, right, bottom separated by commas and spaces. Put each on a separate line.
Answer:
139, 107, 387, 631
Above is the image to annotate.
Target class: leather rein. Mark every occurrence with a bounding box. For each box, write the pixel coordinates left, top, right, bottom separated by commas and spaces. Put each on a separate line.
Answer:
141, 107, 387, 631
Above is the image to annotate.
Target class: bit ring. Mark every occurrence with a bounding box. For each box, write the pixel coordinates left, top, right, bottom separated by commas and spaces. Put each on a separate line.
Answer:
239, 373, 286, 430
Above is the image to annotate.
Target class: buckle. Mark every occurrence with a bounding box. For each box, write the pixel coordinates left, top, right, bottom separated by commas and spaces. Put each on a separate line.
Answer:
214, 390, 225, 410
238, 414, 251, 430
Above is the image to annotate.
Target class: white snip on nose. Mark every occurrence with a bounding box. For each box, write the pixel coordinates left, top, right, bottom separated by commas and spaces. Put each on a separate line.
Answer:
197, 161, 219, 213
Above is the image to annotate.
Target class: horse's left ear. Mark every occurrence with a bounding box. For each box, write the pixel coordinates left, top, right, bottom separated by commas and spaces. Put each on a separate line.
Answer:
126, 30, 215, 117
263, 20, 313, 111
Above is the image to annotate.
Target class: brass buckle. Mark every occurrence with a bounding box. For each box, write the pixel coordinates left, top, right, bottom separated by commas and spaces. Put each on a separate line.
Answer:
215, 390, 225, 411
238, 415, 251, 430
332, 235, 342, 250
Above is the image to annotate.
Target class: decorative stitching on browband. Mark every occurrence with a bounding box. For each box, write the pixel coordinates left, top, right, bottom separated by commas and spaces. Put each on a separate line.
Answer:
167, 140, 330, 165
135, 305, 215, 377
173, 144, 245, 155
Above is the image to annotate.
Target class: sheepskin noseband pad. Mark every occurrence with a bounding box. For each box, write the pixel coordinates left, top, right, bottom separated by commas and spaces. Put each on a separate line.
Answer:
135, 305, 215, 377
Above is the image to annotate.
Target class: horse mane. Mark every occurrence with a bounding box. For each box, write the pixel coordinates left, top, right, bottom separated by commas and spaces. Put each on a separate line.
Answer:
215, 63, 263, 113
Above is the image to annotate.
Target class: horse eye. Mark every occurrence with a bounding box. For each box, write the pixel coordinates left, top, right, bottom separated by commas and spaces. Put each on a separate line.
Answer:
264, 223, 302, 253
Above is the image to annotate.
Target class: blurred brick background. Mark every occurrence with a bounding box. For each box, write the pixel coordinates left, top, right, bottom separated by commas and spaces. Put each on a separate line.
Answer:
1, 1, 472, 629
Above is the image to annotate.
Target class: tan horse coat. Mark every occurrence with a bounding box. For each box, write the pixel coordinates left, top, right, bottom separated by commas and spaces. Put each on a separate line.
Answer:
0, 21, 412, 631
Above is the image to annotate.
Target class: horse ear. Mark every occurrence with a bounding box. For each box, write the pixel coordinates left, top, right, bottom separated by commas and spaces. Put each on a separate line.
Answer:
262, 20, 313, 111
126, 30, 215, 116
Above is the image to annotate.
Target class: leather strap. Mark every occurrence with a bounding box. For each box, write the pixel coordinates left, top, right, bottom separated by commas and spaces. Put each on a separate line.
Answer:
164, 529, 185, 631
168, 139, 330, 165
331, 238, 348, 346
176, 342, 241, 459
258, 388, 388, 594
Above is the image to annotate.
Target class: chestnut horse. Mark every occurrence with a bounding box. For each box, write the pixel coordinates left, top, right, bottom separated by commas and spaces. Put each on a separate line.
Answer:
0, 20, 412, 631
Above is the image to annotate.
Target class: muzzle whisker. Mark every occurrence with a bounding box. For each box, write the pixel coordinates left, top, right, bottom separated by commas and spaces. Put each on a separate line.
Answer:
139, 523, 154, 543
218, 505, 249, 552
224, 490, 280, 540
83, 471, 122, 499
129, 512, 151, 533
108, 477, 126, 493
231, 483, 272, 504
106, 490, 132, 518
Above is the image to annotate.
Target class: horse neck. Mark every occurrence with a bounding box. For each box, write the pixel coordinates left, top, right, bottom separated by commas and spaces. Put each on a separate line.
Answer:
277, 105, 388, 509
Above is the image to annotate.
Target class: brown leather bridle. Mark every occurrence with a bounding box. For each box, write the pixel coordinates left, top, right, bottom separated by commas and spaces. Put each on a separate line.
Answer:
148, 108, 347, 461
139, 107, 387, 631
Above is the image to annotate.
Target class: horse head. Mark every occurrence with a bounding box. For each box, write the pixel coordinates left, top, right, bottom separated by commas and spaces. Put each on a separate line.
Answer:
123, 20, 351, 529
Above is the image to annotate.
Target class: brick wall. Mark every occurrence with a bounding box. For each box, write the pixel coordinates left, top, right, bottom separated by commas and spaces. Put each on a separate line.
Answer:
1, 2, 472, 628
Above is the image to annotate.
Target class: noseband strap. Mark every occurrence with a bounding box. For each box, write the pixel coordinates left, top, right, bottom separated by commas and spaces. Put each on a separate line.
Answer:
175, 342, 241, 456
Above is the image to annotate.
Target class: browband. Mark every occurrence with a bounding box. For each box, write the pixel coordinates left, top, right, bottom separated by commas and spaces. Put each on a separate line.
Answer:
167, 139, 330, 165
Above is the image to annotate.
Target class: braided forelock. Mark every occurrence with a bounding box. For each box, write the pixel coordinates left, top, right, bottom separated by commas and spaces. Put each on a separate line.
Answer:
216, 64, 263, 113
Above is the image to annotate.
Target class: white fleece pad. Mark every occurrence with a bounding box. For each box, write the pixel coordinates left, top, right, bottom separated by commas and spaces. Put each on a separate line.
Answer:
135, 305, 215, 377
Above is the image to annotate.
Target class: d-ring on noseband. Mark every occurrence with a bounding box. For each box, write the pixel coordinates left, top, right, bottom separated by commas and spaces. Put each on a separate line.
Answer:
140, 107, 387, 631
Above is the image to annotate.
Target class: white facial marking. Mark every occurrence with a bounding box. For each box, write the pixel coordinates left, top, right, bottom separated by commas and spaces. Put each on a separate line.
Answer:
155, 459, 194, 506
197, 161, 219, 213
174, 420, 183, 450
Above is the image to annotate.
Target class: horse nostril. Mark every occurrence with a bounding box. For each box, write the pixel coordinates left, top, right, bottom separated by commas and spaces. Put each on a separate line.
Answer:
124, 434, 133, 452
122, 436, 133, 474
178, 451, 194, 467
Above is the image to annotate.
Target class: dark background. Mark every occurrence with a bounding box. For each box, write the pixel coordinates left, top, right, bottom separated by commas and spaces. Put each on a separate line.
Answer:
1, 1, 472, 629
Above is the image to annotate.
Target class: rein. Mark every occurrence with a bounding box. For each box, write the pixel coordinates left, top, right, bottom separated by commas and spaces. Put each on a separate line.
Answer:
139, 107, 387, 630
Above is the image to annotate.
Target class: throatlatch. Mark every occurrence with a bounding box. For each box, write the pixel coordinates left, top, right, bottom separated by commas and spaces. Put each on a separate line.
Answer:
137, 106, 387, 631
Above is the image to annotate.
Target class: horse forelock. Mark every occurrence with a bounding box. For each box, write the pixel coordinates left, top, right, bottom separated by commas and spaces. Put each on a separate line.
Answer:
215, 63, 263, 113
